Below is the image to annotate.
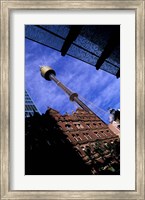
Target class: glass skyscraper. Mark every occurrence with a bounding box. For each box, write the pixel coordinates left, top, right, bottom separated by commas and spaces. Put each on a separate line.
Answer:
25, 90, 39, 117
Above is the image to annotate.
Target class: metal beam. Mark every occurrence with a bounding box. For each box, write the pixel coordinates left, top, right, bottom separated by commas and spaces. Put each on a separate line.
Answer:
61, 25, 83, 56
95, 27, 120, 71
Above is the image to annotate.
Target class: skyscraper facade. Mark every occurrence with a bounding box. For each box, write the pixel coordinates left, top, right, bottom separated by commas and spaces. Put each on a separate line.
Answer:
25, 90, 39, 117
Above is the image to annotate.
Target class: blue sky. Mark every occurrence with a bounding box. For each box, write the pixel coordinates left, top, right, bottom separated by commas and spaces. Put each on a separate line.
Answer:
25, 39, 120, 124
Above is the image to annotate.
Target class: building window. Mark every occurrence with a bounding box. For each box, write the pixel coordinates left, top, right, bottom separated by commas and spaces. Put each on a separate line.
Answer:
76, 133, 82, 141
86, 133, 92, 139
86, 123, 90, 128
100, 130, 107, 137
110, 140, 114, 144
117, 125, 120, 129
81, 146, 85, 151
74, 123, 84, 129
106, 130, 113, 135
83, 133, 92, 140
94, 131, 98, 137
72, 134, 78, 141
65, 124, 72, 129
93, 123, 98, 128
98, 122, 103, 127
84, 146, 91, 156
83, 133, 88, 140
104, 142, 109, 149
94, 132, 101, 138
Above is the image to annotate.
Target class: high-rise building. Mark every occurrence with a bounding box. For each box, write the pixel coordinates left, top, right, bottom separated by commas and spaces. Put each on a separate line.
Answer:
25, 90, 39, 117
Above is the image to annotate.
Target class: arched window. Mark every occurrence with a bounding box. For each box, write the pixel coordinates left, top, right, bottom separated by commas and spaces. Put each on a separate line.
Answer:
86, 133, 92, 139
94, 132, 101, 138
74, 123, 84, 129
72, 134, 78, 141
117, 125, 120, 129
83, 133, 89, 140
76, 133, 82, 141
98, 122, 103, 127
86, 123, 90, 128
83, 133, 92, 140
106, 129, 113, 136
93, 123, 98, 128
65, 124, 72, 129
81, 146, 85, 151
100, 130, 107, 137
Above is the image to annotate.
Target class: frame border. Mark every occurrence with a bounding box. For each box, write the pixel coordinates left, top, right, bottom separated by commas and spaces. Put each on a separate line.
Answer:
0, 1, 144, 200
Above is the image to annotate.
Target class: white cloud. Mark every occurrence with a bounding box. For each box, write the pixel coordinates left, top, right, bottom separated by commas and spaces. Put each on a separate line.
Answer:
25, 39, 120, 123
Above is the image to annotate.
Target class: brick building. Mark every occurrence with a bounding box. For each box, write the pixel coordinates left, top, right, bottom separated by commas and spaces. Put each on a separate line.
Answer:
47, 107, 120, 174
25, 106, 120, 175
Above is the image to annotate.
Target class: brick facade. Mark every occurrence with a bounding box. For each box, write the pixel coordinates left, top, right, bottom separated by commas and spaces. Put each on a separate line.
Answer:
48, 107, 120, 174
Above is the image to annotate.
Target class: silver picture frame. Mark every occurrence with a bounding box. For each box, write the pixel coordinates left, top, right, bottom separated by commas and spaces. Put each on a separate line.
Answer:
0, 0, 144, 199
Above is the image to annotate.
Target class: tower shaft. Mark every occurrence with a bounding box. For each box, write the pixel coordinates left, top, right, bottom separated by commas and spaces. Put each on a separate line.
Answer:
49, 74, 95, 115
40, 66, 96, 115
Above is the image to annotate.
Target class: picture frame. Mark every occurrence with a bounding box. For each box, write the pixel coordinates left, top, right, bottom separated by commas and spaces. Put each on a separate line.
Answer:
0, 0, 144, 199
